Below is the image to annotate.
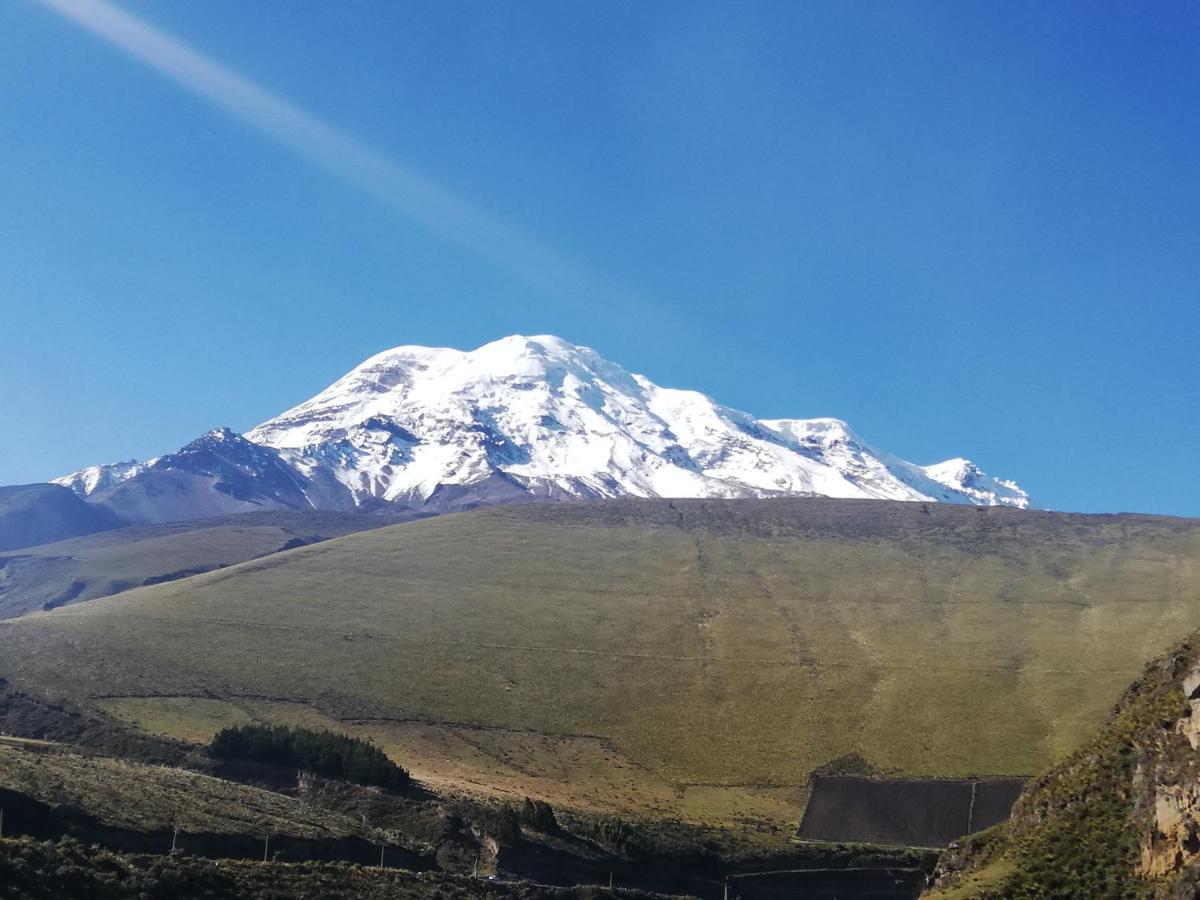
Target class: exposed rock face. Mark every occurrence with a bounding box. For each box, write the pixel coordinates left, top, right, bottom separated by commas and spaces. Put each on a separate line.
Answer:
1137, 667, 1200, 880
1177, 670, 1200, 752
1141, 782, 1200, 878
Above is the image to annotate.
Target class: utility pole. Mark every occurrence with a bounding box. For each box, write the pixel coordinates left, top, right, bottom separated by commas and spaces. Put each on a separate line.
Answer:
379, 842, 385, 869
263, 834, 270, 862
723, 877, 729, 900
171, 826, 181, 853
609, 872, 613, 890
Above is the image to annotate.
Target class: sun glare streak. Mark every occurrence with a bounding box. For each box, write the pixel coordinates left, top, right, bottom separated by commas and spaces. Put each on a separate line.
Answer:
34, 0, 592, 297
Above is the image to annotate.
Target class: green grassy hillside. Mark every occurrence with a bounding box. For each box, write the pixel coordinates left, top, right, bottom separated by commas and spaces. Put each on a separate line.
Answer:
923, 631, 1200, 899
0, 737, 364, 840
1, 498, 1198, 827
0, 511, 388, 618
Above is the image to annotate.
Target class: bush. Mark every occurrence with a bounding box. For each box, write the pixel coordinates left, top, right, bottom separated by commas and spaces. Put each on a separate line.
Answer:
209, 724, 409, 791
520, 798, 559, 833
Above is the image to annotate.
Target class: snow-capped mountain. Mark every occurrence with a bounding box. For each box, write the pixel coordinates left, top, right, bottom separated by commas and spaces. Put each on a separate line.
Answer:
52, 460, 146, 497
55, 335, 1029, 522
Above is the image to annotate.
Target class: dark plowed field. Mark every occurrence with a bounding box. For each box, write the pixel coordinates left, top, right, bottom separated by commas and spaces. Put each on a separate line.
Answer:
798, 776, 1026, 846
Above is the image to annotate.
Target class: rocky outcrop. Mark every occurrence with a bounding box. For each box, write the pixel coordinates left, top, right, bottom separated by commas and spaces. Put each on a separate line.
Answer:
924, 635, 1200, 898
1141, 782, 1200, 878
1136, 665, 1200, 879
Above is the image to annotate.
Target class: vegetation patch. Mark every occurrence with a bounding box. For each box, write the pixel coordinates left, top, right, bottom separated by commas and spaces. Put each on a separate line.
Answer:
210, 724, 410, 792
924, 636, 1200, 898
0, 740, 362, 839
0, 836, 675, 900
0, 680, 190, 766
100, 696, 254, 744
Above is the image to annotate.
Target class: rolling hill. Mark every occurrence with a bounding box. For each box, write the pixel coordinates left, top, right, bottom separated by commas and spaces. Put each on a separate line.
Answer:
0, 483, 122, 552
0, 511, 395, 619
1, 497, 1198, 828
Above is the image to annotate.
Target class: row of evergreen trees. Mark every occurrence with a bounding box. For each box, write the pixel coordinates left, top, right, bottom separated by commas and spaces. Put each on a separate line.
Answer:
209, 724, 409, 791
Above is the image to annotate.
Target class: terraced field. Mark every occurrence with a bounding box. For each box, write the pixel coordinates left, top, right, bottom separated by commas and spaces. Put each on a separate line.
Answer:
1, 497, 1198, 827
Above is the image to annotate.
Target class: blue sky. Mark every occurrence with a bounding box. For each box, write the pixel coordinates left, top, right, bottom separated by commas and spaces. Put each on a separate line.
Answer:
2, 0, 1197, 515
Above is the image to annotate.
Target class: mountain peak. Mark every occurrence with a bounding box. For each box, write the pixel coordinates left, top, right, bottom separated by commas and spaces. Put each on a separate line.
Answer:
480, 333, 582, 354
56, 336, 1031, 519
193, 426, 241, 445
922, 457, 1028, 507
52, 460, 146, 498
241, 336, 1029, 510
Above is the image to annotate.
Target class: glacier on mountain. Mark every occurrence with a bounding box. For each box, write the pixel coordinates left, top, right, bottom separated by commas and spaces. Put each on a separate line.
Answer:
55, 335, 1029, 520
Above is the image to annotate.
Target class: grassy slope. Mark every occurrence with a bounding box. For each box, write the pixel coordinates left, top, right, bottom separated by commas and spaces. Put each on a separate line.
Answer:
0, 737, 363, 839
0, 511, 388, 618
0, 836, 672, 900
1, 498, 1198, 827
922, 634, 1200, 899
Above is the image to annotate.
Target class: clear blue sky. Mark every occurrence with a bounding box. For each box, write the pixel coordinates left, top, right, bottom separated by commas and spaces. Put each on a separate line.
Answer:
2, 0, 1197, 515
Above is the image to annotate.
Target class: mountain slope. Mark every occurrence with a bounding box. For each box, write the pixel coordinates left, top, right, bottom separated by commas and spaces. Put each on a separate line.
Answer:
0, 511, 390, 619
0, 484, 123, 552
924, 630, 1200, 899
54, 335, 1028, 524
78, 428, 340, 525
0, 738, 371, 842
247, 334, 1028, 508
0, 497, 1194, 827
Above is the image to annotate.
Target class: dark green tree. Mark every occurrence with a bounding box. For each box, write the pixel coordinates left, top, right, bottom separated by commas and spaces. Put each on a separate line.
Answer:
210, 724, 409, 791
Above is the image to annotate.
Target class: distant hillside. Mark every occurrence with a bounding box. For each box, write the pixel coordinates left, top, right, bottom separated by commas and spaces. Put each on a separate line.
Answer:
0, 511, 393, 619
1, 497, 1198, 830
0, 483, 122, 552
924, 630, 1200, 898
